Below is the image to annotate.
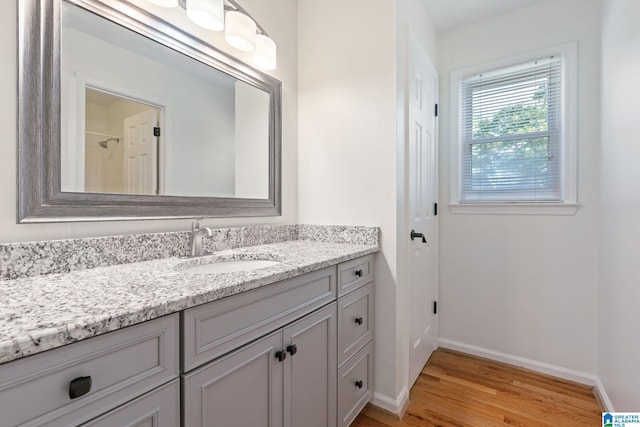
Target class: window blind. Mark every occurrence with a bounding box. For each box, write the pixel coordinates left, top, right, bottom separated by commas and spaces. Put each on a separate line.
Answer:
460, 56, 563, 202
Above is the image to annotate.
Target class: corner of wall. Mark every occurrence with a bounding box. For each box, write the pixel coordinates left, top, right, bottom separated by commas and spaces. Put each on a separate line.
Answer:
370, 386, 410, 417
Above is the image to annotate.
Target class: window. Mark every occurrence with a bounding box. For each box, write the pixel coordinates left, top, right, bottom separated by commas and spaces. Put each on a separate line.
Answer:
450, 43, 578, 215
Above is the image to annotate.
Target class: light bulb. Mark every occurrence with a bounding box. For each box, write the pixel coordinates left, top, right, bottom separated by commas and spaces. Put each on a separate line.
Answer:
225, 11, 256, 52
186, 0, 224, 31
253, 34, 277, 70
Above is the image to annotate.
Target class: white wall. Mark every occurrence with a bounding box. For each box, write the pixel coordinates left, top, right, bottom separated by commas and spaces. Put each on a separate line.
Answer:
235, 81, 270, 199
298, 0, 438, 410
62, 25, 237, 197
297, 0, 398, 403
83, 98, 154, 194
1, 0, 297, 243
598, 0, 640, 410
437, 0, 601, 376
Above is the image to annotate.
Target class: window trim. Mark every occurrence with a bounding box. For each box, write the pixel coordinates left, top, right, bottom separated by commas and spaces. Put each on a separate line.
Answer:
449, 43, 578, 215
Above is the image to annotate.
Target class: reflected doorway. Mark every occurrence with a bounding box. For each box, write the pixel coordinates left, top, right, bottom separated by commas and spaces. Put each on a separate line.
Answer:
84, 88, 163, 195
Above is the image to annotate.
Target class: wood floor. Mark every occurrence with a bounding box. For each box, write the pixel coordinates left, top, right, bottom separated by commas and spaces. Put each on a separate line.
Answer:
352, 349, 602, 427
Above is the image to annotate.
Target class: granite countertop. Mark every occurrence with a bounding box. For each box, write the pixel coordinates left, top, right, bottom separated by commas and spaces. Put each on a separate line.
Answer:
0, 240, 378, 365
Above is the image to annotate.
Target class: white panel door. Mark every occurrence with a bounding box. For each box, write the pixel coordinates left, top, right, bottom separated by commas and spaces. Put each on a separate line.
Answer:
408, 38, 439, 388
123, 109, 158, 194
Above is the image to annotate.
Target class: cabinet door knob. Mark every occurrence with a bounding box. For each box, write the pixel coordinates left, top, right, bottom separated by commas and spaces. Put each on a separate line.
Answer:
355, 317, 363, 325
355, 380, 363, 389
286, 344, 298, 356
69, 376, 92, 399
275, 350, 287, 362
355, 269, 363, 277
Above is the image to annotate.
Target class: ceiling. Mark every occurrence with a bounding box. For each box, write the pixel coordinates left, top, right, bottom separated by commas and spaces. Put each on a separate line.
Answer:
422, 0, 544, 33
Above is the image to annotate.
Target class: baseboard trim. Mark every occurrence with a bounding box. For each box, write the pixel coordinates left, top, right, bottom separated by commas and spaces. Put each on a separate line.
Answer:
370, 386, 409, 417
438, 338, 597, 386
594, 377, 615, 411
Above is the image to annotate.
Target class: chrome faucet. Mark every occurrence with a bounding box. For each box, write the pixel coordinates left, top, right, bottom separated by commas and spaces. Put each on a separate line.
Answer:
190, 218, 213, 257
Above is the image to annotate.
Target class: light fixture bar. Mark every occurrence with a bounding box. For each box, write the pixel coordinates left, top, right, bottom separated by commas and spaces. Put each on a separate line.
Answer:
223, 0, 270, 37
177, 0, 269, 37
171, 0, 276, 69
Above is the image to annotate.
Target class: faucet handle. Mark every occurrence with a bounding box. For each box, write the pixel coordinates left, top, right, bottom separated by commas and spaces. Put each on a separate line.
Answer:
191, 217, 204, 232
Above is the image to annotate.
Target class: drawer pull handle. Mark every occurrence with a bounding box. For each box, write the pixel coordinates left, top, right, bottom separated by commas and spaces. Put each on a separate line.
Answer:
355, 317, 363, 325
275, 350, 287, 362
286, 344, 298, 356
355, 380, 363, 389
69, 376, 92, 399
355, 269, 363, 277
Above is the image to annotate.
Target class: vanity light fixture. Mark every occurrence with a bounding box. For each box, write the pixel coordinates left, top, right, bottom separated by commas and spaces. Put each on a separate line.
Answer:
186, 0, 224, 31
253, 34, 277, 70
143, 0, 277, 70
224, 11, 256, 51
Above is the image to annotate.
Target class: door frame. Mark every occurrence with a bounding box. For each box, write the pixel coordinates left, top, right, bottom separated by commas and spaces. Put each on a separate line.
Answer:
65, 71, 170, 194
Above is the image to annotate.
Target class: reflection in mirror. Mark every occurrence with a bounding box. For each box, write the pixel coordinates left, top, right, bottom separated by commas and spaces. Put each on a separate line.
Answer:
60, 0, 270, 199
18, 0, 281, 222
82, 89, 160, 195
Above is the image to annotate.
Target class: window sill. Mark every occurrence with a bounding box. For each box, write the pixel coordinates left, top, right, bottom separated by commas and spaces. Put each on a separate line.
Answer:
449, 203, 579, 216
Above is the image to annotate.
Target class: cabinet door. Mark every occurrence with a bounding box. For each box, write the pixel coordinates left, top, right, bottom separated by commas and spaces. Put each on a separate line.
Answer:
283, 303, 337, 427
81, 379, 179, 427
182, 330, 284, 427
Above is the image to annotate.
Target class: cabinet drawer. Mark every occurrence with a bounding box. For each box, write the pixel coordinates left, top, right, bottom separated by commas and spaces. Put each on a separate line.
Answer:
337, 282, 374, 367
338, 340, 374, 427
0, 314, 179, 427
183, 266, 336, 371
337, 255, 374, 297
81, 379, 179, 427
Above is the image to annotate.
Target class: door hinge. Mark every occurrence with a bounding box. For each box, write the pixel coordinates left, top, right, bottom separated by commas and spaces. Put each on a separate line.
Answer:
434, 104, 438, 117
153, 127, 161, 137
433, 301, 438, 314
434, 202, 438, 216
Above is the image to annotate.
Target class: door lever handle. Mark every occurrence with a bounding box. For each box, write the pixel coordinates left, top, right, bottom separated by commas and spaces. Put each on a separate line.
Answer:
410, 229, 427, 243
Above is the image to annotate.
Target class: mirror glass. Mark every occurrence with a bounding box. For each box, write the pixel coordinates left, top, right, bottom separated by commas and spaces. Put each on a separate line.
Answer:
60, 1, 270, 199
18, 0, 281, 222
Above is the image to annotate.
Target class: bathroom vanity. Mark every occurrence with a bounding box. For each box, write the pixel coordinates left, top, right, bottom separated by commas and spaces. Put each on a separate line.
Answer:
9, 0, 377, 423
0, 230, 377, 427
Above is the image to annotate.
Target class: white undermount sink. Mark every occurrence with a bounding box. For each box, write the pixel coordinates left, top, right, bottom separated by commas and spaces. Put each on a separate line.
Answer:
177, 259, 280, 274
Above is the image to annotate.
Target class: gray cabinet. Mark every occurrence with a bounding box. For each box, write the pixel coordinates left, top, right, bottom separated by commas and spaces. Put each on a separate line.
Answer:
0, 255, 374, 427
336, 265, 375, 427
182, 303, 337, 427
182, 330, 284, 427
284, 303, 337, 427
338, 283, 374, 367
338, 341, 374, 427
182, 257, 374, 427
337, 255, 374, 297
0, 314, 179, 427
182, 266, 336, 372
81, 379, 180, 427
